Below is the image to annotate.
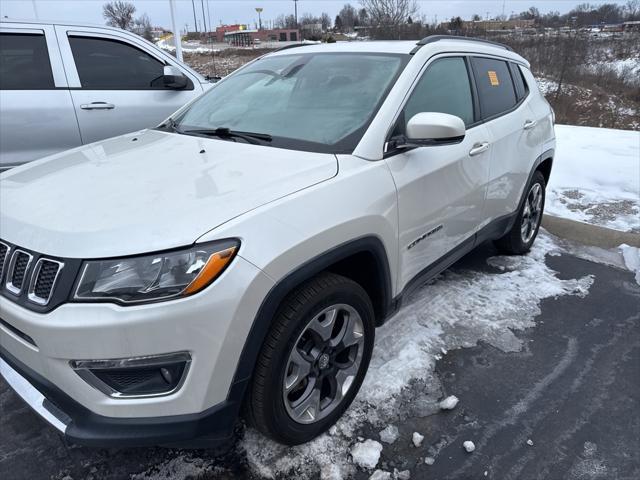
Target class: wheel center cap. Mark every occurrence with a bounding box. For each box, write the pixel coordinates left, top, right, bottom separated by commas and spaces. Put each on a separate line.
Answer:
318, 353, 330, 370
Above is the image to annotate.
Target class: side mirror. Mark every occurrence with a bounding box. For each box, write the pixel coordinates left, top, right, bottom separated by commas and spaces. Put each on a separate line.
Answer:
403, 112, 466, 146
163, 65, 188, 89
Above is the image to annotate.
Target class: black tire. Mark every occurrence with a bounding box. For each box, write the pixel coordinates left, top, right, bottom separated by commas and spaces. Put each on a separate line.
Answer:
494, 170, 546, 255
246, 272, 375, 445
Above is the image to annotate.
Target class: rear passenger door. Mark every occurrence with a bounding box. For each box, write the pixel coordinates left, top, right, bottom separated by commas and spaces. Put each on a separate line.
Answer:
469, 56, 541, 221
0, 25, 81, 168
385, 56, 492, 291
54, 27, 201, 144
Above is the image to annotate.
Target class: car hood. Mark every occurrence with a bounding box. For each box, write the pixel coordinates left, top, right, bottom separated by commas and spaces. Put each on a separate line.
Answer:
0, 130, 337, 258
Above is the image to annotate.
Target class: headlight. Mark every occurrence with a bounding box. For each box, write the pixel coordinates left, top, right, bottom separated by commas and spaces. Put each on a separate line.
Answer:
73, 240, 239, 304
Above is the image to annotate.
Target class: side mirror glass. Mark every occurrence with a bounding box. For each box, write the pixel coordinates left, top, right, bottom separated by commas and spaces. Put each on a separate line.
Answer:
403, 112, 466, 146
163, 65, 188, 89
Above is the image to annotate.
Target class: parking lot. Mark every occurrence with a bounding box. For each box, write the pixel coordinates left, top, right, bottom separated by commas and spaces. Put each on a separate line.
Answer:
2, 232, 637, 480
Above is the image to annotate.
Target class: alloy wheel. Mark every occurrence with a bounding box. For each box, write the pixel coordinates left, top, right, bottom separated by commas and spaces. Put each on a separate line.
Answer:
521, 182, 543, 244
282, 304, 364, 424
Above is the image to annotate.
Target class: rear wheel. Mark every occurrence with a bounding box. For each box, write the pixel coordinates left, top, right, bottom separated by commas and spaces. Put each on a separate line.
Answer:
246, 272, 375, 445
495, 170, 546, 255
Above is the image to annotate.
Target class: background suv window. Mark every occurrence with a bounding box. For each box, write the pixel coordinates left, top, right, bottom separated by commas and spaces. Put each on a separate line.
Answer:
404, 57, 474, 127
0, 33, 54, 90
69, 36, 165, 89
471, 57, 517, 119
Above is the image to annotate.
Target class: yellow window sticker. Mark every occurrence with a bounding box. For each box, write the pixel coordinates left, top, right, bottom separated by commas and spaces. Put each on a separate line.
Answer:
488, 70, 499, 86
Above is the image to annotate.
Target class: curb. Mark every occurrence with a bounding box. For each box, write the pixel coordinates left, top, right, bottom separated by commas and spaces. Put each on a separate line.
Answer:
542, 214, 640, 249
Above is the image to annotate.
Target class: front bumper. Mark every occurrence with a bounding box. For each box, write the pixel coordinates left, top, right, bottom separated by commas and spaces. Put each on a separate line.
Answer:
0, 255, 274, 446
0, 346, 241, 447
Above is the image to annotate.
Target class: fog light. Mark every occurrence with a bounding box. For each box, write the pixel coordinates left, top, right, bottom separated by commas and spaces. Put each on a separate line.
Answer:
70, 352, 191, 398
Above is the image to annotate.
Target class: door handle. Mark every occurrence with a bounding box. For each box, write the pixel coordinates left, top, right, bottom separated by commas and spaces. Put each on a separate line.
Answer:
469, 142, 490, 156
80, 102, 115, 110
523, 120, 537, 130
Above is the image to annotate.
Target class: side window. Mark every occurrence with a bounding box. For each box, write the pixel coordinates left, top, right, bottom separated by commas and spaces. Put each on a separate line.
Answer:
0, 33, 55, 90
403, 57, 474, 129
69, 36, 165, 89
471, 57, 517, 119
509, 62, 529, 101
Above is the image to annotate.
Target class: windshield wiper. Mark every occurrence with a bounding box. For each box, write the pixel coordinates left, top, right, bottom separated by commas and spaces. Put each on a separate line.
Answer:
182, 127, 272, 145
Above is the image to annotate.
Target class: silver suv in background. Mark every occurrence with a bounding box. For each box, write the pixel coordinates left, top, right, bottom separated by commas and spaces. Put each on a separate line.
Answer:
0, 19, 210, 170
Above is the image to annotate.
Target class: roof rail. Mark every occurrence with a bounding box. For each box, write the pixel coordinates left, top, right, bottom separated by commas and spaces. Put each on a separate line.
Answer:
272, 43, 311, 53
411, 35, 513, 54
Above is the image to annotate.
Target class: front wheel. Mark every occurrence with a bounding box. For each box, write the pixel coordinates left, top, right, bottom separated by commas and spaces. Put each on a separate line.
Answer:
495, 170, 546, 255
246, 273, 375, 445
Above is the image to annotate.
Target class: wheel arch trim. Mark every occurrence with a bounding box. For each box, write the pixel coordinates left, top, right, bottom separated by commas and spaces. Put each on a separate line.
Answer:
227, 235, 393, 400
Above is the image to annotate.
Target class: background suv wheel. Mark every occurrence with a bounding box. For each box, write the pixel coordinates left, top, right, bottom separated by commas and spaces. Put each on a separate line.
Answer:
246, 272, 375, 445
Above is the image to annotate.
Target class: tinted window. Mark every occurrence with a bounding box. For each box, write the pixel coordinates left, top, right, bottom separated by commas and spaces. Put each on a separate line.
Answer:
471, 57, 517, 119
510, 63, 529, 100
404, 57, 474, 127
69, 36, 165, 89
0, 33, 54, 89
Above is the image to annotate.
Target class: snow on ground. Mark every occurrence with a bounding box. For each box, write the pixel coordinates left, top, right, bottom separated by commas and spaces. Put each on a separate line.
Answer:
620, 244, 640, 285
235, 232, 593, 479
546, 125, 640, 232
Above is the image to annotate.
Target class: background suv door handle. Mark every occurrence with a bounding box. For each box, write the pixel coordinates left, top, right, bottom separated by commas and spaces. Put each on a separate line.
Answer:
80, 102, 115, 110
523, 120, 537, 130
469, 142, 490, 156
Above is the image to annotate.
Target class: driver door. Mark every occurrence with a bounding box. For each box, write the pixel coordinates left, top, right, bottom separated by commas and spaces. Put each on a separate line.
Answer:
384, 56, 492, 291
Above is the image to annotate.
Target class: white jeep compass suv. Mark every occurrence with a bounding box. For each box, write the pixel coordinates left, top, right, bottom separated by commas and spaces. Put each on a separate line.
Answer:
0, 36, 554, 447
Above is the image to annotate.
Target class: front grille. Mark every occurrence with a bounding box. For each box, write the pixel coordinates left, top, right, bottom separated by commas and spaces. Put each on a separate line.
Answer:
0, 242, 8, 281
1, 240, 66, 307
6, 250, 32, 294
27, 259, 63, 305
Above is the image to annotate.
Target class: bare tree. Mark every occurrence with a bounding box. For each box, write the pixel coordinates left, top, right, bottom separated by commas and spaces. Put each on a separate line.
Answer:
360, 0, 418, 26
338, 4, 358, 31
320, 12, 332, 31
103, 1, 136, 30
627, 0, 640, 20
134, 13, 153, 41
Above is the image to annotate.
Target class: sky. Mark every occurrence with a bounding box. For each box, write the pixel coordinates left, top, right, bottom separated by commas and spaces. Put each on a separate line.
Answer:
0, 0, 632, 32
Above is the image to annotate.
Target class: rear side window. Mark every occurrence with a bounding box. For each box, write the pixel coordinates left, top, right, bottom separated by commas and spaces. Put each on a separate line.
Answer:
0, 33, 55, 90
509, 63, 529, 101
471, 57, 517, 119
404, 57, 474, 127
69, 36, 165, 89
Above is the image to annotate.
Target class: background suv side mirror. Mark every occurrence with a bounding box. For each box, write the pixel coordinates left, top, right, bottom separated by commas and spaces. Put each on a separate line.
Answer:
163, 65, 188, 90
406, 112, 466, 144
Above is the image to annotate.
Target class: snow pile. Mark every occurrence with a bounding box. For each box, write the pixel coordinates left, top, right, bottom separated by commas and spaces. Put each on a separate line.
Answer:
546, 125, 640, 232
463, 441, 476, 453
439, 395, 459, 410
620, 244, 640, 285
424, 457, 436, 465
350, 440, 383, 469
379, 425, 399, 444
369, 470, 391, 480
238, 233, 593, 479
411, 432, 424, 447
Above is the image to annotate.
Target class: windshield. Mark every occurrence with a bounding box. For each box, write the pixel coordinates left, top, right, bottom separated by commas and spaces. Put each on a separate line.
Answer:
173, 52, 407, 153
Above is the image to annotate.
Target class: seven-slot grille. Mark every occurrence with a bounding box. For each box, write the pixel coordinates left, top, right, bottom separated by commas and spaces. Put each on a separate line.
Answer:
1, 241, 64, 305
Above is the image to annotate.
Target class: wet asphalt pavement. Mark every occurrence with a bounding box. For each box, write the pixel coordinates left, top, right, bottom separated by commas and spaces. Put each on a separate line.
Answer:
1, 244, 638, 480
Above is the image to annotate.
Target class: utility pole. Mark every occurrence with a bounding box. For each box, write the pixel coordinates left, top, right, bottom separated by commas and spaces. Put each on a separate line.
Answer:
201, 0, 208, 32
206, 0, 212, 34
191, 0, 198, 32
169, 0, 183, 61
31, 0, 38, 19
294, 0, 298, 26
